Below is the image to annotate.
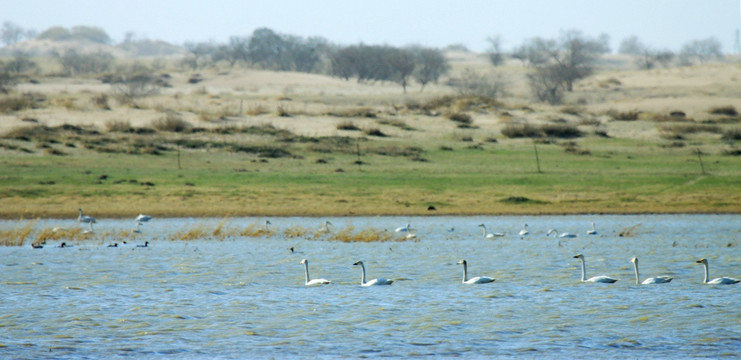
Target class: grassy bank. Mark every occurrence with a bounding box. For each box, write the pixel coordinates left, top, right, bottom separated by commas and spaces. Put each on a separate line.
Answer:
1, 135, 739, 219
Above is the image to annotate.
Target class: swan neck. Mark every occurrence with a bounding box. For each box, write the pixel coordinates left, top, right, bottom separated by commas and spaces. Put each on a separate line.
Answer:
632, 262, 639, 285
461, 262, 468, 282
303, 262, 310, 284
703, 262, 709, 283
580, 257, 586, 282
359, 263, 367, 284
481, 227, 486, 237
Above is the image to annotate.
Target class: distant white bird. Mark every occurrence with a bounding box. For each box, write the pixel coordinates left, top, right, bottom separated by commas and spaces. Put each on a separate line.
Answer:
573, 254, 618, 283
518, 224, 529, 236
548, 229, 576, 238
300, 259, 331, 286
395, 223, 411, 233
478, 224, 504, 238
457, 259, 495, 284
696, 258, 739, 285
135, 214, 152, 223
405, 233, 417, 240
77, 208, 96, 232
631, 257, 672, 285
320, 220, 333, 233
586, 222, 598, 235
353, 261, 393, 286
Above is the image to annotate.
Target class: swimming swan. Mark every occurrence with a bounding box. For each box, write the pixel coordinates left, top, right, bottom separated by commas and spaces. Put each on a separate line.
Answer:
548, 229, 576, 238
573, 254, 618, 283
457, 259, 495, 284
395, 223, 411, 233
519, 224, 529, 236
478, 224, 504, 238
586, 222, 598, 235
300, 259, 331, 286
135, 214, 152, 223
353, 261, 393, 286
631, 257, 672, 285
696, 258, 739, 285
78, 208, 97, 232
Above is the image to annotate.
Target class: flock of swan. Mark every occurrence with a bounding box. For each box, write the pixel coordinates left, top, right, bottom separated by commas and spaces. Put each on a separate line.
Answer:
68, 209, 738, 286
299, 255, 739, 287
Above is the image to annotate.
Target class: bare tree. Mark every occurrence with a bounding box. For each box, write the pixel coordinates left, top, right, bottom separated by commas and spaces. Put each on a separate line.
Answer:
1, 21, 26, 46
453, 68, 507, 98
486, 35, 504, 66
3, 51, 38, 74
53, 49, 114, 75
411, 47, 449, 92
387, 48, 415, 92
527, 65, 564, 105
618, 35, 645, 55
678, 37, 723, 65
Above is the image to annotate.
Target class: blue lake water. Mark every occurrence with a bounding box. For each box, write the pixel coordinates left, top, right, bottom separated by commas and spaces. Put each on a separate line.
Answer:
1, 214, 739, 359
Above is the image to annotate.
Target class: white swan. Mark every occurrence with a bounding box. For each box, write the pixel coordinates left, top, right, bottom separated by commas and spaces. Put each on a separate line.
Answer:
696, 258, 739, 285
320, 220, 333, 233
353, 261, 393, 286
78, 208, 96, 232
300, 259, 331, 286
573, 254, 618, 283
457, 259, 495, 284
395, 223, 411, 233
478, 224, 504, 238
519, 223, 529, 236
631, 257, 672, 285
548, 229, 576, 238
586, 222, 597, 235
135, 214, 152, 223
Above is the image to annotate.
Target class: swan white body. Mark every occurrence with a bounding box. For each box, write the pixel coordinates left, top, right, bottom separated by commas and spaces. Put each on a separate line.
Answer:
77, 208, 97, 232
631, 257, 672, 285
395, 223, 411, 233
320, 220, 333, 233
573, 254, 618, 283
548, 229, 576, 238
300, 259, 331, 286
696, 258, 739, 285
586, 222, 598, 235
478, 224, 504, 238
353, 261, 393, 286
519, 224, 529, 236
135, 214, 152, 223
457, 259, 495, 284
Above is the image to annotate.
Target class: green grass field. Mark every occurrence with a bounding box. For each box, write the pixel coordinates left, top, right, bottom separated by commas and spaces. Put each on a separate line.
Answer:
2, 132, 739, 219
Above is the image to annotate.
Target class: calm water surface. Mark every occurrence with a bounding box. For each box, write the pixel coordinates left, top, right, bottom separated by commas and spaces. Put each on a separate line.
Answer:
1, 215, 739, 359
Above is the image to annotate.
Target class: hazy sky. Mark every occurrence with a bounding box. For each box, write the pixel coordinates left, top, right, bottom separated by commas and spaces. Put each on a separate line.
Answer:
4, 0, 740, 53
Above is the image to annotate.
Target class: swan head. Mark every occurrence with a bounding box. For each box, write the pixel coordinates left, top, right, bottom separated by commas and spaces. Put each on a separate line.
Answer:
457, 259, 467, 265
353, 261, 364, 266
478, 224, 485, 227
696, 258, 708, 265
300, 259, 308, 265
573, 254, 584, 260
630, 257, 638, 264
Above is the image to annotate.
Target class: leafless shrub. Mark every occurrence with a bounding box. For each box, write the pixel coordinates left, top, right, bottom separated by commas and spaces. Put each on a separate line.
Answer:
105, 119, 132, 132
501, 124, 541, 138
336, 121, 360, 131
151, 112, 191, 132
709, 106, 738, 116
